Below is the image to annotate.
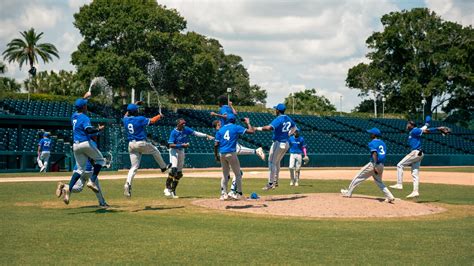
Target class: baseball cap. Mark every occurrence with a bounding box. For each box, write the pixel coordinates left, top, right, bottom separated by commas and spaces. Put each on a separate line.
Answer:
250, 192, 259, 199
367, 127, 382, 136
226, 113, 236, 123
43, 132, 50, 137
127, 104, 139, 112
74, 98, 88, 108
273, 103, 286, 112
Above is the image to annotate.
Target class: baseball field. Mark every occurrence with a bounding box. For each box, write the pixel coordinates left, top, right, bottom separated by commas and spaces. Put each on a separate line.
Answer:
0, 167, 472, 264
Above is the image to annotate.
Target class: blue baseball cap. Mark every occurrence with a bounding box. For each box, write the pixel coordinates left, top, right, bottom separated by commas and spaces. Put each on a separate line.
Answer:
127, 104, 139, 112
43, 132, 50, 137
250, 192, 259, 199
273, 103, 286, 112
74, 98, 88, 108
367, 127, 382, 136
226, 113, 236, 123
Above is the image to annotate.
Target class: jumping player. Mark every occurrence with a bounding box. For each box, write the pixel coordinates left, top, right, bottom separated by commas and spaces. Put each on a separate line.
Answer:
340, 128, 395, 203
210, 95, 265, 161
390, 118, 451, 198
37, 132, 51, 172
214, 114, 256, 200
123, 103, 170, 198
61, 92, 106, 205
165, 118, 214, 198
288, 129, 309, 186
255, 103, 297, 190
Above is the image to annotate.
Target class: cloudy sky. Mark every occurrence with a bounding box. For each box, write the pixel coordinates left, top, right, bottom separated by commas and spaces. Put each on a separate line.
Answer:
0, 0, 472, 111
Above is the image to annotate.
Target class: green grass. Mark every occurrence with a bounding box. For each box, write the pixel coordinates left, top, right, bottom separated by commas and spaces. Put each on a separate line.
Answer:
0, 178, 472, 265
422, 166, 473, 173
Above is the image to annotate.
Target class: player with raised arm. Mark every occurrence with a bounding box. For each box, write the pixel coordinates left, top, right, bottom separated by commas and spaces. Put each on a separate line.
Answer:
165, 118, 214, 198
390, 116, 451, 198
214, 114, 256, 200
123, 102, 170, 198
255, 103, 297, 190
61, 91, 106, 205
340, 128, 395, 203
37, 132, 51, 172
288, 129, 309, 186
210, 95, 265, 161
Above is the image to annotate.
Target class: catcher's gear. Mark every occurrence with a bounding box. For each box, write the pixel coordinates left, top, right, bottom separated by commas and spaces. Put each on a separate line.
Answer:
439, 126, 451, 136
303, 156, 310, 165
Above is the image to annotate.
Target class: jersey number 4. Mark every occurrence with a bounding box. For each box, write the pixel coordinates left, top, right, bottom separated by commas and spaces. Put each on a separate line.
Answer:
223, 130, 230, 140
128, 124, 134, 134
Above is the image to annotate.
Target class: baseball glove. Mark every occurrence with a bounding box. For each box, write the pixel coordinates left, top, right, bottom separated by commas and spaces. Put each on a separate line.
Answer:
439, 126, 451, 136
303, 156, 310, 165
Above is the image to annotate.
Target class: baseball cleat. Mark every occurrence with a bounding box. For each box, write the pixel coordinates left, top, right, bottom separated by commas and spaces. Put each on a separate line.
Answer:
290, 181, 294, 186
163, 188, 171, 196
86, 180, 100, 193
56, 182, 65, 198
256, 147, 266, 161
340, 189, 351, 198
406, 191, 419, 198
228, 191, 242, 200
295, 182, 299, 187
389, 184, 403, 190
99, 203, 110, 209
170, 191, 179, 199
262, 183, 275, 190
385, 197, 395, 203
124, 183, 131, 197
39, 166, 45, 172
161, 163, 172, 173
219, 193, 228, 201
62, 188, 70, 205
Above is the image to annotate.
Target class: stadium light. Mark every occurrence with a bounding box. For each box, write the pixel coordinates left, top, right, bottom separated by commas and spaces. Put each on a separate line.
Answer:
227, 87, 232, 104
382, 96, 386, 118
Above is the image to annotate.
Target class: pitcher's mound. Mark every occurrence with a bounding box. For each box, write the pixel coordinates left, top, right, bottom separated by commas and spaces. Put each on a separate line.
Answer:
193, 193, 445, 218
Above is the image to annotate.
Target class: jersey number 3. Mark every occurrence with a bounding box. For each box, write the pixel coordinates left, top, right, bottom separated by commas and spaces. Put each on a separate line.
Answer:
128, 124, 134, 134
379, 145, 385, 155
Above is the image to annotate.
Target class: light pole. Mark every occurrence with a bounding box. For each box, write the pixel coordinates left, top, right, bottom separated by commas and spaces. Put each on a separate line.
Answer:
422, 97, 427, 120
227, 87, 232, 104
382, 96, 386, 118
339, 95, 343, 116
292, 93, 295, 114
373, 90, 378, 118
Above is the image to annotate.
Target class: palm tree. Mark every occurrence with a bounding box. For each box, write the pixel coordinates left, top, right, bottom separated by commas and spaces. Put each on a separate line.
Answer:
2, 28, 59, 77
0, 61, 6, 74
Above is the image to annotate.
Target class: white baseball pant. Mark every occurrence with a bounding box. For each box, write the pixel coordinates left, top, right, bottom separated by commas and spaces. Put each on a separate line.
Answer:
37, 151, 51, 171
126, 141, 167, 186
396, 150, 424, 192
268, 141, 289, 184
236, 144, 255, 155
346, 162, 394, 199
169, 148, 185, 171
220, 152, 242, 194
289, 153, 302, 183
73, 141, 105, 175
69, 170, 106, 205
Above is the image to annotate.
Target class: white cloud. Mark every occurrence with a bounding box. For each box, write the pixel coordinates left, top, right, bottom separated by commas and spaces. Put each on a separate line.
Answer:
19, 6, 62, 29
68, 0, 92, 10
425, 0, 474, 26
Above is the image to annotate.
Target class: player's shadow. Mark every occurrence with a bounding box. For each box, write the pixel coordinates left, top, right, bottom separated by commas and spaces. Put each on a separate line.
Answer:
413, 199, 440, 204
226, 204, 268, 209
173, 196, 203, 199
267, 195, 307, 202
131, 205, 185, 213
68, 206, 124, 214
350, 196, 386, 202
296, 184, 313, 187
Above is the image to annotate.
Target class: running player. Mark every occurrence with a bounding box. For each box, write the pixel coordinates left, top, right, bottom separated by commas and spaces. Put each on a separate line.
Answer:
37, 132, 51, 172
340, 128, 395, 203
61, 92, 106, 205
165, 118, 214, 198
288, 129, 309, 186
210, 95, 265, 161
390, 118, 451, 198
255, 103, 297, 190
123, 103, 170, 197
214, 114, 256, 200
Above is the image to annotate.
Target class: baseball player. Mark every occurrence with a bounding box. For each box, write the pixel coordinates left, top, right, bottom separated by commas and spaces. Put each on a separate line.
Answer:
165, 118, 214, 198
288, 129, 309, 186
56, 160, 108, 208
255, 103, 297, 190
211, 95, 265, 161
214, 114, 256, 200
123, 102, 170, 198
37, 132, 51, 172
61, 92, 106, 205
340, 128, 395, 203
390, 117, 451, 198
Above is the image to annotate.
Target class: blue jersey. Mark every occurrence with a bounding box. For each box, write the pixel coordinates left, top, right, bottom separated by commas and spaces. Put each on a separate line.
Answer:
74, 160, 93, 172
123, 116, 150, 141
38, 138, 51, 152
270, 115, 296, 142
215, 123, 246, 153
71, 112, 92, 143
289, 136, 306, 154
408, 128, 423, 150
168, 127, 195, 149
368, 139, 387, 164
219, 105, 234, 125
